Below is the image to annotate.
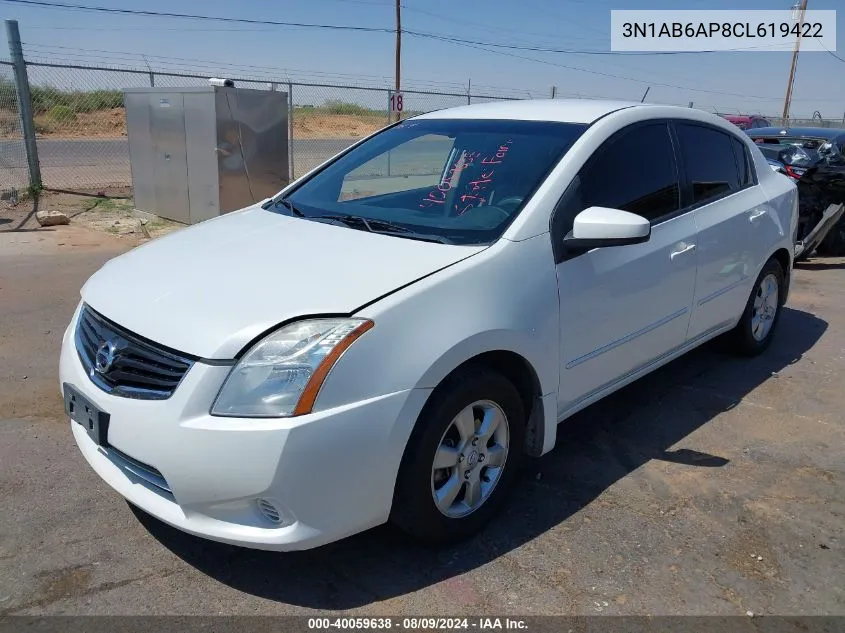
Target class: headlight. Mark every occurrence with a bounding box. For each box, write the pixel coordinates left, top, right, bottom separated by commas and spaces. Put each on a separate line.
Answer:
211, 318, 373, 418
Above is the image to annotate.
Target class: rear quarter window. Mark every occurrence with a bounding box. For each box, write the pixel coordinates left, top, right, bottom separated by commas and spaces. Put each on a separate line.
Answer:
731, 137, 755, 187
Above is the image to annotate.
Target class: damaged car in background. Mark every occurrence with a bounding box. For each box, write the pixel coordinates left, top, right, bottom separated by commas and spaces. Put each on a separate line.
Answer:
749, 127, 845, 259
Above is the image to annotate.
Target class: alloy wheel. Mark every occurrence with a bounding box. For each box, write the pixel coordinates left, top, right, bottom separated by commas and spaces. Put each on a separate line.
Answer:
430, 400, 510, 518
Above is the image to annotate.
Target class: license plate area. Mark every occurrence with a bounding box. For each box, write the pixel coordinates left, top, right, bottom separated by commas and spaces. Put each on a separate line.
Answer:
64, 382, 110, 447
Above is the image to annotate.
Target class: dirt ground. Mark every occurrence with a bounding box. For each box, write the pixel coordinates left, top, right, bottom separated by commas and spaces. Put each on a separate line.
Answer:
0, 191, 183, 242
0, 217, 843, 617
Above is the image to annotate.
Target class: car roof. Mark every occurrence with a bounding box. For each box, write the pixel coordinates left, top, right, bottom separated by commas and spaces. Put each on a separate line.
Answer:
747, 126, 845, 140
413, 98, 648, 124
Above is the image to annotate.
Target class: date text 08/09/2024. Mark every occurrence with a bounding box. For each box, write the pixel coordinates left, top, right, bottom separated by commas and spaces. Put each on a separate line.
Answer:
307, 618, 528, 630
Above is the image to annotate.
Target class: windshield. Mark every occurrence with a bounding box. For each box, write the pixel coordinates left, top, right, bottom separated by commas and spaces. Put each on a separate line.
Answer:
276, 118, 588, 245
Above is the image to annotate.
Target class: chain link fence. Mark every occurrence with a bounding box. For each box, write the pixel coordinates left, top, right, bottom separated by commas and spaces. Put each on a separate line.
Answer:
773, 116, 845, 129
5, 61, 528, 193
3, 58, 844, 197
0, 60, 28, 193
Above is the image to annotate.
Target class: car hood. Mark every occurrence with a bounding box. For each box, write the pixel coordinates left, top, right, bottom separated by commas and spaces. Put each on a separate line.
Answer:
81, 205, 486, 359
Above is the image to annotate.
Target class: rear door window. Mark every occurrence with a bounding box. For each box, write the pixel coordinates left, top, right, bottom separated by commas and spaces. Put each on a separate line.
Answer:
675, 123, 741, 206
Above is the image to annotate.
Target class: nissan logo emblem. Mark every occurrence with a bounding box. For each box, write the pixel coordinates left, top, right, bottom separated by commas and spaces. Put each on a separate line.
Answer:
94, 341, 117, 374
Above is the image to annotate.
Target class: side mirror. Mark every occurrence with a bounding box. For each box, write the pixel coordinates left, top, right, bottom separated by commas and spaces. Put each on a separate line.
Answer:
563, 206, 651, 250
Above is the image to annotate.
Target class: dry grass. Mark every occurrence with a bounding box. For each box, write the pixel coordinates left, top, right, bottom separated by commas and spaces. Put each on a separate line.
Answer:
0, 108, 20, 137
292, 111, 386, 139
32, 107, 126, 139
1, 107, 389, 140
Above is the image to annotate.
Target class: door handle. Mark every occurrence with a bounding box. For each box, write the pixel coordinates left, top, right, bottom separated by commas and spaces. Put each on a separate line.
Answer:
749, 209, 766, 222
670, 243, 696, 260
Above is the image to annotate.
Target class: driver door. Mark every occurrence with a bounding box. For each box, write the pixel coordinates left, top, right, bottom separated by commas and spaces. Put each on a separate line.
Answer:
552, 121, 698, 416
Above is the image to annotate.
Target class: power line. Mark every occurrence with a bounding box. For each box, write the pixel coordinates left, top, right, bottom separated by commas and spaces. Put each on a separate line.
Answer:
6, 0, 829, 103
20, 39, 820, 103
0, 0, 395, 33
820, 43, 845, 64
0, 0, 792, 57
406, 30, 793, 56
21, 42, 471, 90
420, 35, 806, 102
397, 3, 595, 45
14, 19, 758, 92
23, 23, 285, 32
19, 51, 840, 109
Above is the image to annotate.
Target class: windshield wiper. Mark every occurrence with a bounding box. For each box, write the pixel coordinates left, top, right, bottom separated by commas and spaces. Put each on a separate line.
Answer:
274, 198, 305, 217
365, 220, 454, 244
310, 214, 453, 244
378, 231, 453, 245
309, 213, 373, 229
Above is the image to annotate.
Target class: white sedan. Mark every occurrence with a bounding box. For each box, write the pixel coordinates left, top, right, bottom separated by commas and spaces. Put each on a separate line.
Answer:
60, 99, 797, 550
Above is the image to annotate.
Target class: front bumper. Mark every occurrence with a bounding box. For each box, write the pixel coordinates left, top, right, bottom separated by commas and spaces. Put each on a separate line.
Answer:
60, 308, 429, 551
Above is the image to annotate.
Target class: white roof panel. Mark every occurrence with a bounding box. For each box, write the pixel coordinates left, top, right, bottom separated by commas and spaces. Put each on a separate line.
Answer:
413, 98, 647, 124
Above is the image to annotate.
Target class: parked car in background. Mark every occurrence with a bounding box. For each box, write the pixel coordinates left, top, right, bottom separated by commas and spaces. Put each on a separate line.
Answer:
719, 114, 772, 130
748, 127, 845, 256
61, 100, 797, 551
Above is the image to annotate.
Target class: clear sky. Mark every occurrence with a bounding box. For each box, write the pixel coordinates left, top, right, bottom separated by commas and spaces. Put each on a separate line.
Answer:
2, 0, 843, 117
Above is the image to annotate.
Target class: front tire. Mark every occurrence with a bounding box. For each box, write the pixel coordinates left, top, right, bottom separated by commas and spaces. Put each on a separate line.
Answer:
390, 365, 525, 545
730, 258, 785, 356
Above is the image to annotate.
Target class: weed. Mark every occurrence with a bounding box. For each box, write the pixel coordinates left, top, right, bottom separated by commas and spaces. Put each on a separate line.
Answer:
47, 105, 77, 123
83, 197, 134, 213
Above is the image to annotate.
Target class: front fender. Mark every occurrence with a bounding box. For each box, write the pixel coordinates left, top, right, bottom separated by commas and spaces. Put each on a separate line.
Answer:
314, 235, 561, 413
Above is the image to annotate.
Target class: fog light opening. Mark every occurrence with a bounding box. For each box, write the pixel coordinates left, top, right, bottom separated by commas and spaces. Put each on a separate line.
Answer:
256, 498, 290, 526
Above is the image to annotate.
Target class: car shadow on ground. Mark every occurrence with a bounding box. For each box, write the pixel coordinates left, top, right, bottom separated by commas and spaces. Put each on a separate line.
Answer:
795, 258, 845, 271
133, 306, 827, 609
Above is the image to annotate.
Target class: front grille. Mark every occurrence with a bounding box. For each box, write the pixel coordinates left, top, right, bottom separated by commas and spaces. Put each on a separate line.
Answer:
75, 304, 195, 400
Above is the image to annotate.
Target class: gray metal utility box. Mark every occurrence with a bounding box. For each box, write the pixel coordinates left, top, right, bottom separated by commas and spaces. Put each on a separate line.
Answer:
124, 85, 289, 224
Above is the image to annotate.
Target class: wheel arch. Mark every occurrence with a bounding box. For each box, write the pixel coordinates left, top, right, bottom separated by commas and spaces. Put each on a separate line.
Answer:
413, 344, 549, 458
769, 247, 792, 305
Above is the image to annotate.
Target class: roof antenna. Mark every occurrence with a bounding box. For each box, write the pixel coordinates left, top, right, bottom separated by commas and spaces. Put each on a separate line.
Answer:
640, 87, 651, 103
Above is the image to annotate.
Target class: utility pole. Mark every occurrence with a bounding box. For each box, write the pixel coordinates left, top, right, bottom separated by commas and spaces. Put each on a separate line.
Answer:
782, 0, 808, 124
394, 0, 401, 122
5, 19, 41, 190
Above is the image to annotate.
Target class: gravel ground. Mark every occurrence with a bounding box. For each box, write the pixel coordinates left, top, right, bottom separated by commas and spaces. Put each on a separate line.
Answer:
0, 220, 843, 617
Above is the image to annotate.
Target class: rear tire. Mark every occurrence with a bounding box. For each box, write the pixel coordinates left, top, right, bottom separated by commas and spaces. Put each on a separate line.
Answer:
390, 365, 525, 545
729, 258, 784, 356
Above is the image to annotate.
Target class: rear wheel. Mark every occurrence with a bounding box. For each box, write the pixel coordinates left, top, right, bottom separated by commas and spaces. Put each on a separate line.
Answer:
730, 258, 784, 356
390, 366, 525, 545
